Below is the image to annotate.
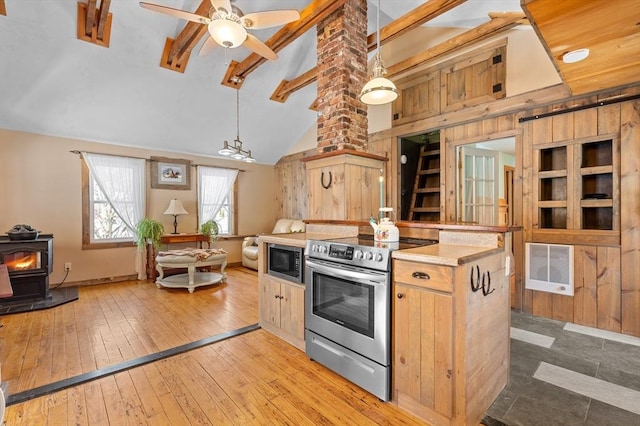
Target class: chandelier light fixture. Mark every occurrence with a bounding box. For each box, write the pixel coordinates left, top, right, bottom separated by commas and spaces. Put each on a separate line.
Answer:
359, 0, 398, 105
218, 84, 256, 163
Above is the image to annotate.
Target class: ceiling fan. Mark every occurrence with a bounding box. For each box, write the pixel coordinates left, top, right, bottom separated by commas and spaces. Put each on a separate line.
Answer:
139, 0, 300, 60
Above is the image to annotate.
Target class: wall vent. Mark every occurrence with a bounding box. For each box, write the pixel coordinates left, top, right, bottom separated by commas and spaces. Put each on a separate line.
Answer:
525, 243, 574, 296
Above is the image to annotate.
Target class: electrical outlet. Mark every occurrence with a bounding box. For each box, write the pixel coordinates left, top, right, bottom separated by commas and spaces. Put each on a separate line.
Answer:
64, 262, 72, 271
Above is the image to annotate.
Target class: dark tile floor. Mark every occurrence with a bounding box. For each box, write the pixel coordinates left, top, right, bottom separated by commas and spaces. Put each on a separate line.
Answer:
484, 311, 640, 426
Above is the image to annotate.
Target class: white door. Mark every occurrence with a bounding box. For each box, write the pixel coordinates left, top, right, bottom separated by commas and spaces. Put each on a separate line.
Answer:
458, 146, 499, 225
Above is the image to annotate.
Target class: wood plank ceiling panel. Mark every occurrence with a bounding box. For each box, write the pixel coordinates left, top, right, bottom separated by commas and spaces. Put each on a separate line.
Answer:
522, 0, 640, 95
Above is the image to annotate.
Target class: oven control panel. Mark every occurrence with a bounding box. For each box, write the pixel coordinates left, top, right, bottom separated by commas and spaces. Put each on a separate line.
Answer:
306, 240, 391, 271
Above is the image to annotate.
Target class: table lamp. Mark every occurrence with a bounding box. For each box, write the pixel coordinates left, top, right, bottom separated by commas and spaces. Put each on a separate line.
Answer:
164, 199, 188, 234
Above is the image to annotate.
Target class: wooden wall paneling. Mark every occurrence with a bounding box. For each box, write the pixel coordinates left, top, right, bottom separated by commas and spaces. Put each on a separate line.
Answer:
329, 165, 346, 220
619, 93, 640, 336
347, 164, 374, 219
521, 121, 534, 313
574, 106, 598, 139
531, 290, 554, 318
367, 136, 394, 211
511, 130, 525, 311
552, 295, 574, 322
530, 112, 552, 146
439, 131, 447, 222
573, 245, 599, 327
275, 156, 308, 219
551, 109, 574, 142
597, 94, 622, 135
597, 246, 622, 332
443, 132, 457, 222
567, 143, 578, 229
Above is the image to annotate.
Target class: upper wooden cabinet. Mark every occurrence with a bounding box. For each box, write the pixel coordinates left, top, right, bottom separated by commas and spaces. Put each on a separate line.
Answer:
392, 44, 506, 126
533, 136, 619, 237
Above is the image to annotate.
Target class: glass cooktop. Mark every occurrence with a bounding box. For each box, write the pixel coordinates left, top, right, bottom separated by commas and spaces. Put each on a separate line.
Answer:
319, 235, 437, 251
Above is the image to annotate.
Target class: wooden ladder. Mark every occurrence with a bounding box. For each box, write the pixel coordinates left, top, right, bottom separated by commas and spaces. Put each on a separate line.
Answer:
408, 143, 441, 221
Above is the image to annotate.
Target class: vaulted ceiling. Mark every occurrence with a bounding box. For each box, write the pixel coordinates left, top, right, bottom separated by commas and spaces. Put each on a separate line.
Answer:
0, 0, 636, 164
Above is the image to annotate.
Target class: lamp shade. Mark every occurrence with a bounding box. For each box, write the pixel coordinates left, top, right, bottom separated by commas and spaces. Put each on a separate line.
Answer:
208, 20, 247, 48
360, 76, 398, 105
164, 199, 188, 216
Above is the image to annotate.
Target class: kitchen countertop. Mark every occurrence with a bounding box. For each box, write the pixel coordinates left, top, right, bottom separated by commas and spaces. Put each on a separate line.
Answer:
258, 232, 505, 267
392, 243, 503, 266
257, 232, 350, 247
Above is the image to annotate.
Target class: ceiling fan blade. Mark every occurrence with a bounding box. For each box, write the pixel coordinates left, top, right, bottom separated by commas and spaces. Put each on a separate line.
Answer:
241, 10, 300, 30
209, 0, 232, 14
199, 36, 218, 56
140, 2, 211, 24
244, 34, 277, 60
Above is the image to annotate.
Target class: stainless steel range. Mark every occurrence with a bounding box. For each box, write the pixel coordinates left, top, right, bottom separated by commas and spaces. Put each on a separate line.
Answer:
304, 236, 436, 401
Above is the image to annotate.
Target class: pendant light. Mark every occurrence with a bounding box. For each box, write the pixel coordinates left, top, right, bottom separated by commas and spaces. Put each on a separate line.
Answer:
218, 84, 255, 163
359, 0, 397, 105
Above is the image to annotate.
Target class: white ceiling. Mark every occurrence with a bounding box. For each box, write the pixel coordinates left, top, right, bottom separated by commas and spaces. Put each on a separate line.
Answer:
0, 0, 522, 164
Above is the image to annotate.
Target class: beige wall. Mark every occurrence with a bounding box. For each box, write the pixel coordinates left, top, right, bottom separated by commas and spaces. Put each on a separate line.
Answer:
0, 129, 278, 285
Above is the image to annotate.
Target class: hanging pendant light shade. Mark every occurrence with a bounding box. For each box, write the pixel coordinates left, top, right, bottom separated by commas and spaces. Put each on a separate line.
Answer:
218, 84, 255, 162
360, 0, 397, 105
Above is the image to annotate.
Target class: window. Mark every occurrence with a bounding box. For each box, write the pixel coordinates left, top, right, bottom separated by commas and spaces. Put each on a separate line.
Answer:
198, 166, 238, 235
82, 153, 146, 248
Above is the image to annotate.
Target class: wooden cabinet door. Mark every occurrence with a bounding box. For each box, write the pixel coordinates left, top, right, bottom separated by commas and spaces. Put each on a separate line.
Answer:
394, 283, 453, 419
280, 282, 305, 341
259, 275, 281, 328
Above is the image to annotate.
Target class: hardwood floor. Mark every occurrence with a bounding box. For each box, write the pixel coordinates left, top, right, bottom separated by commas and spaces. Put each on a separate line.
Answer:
1, 267, 425, 425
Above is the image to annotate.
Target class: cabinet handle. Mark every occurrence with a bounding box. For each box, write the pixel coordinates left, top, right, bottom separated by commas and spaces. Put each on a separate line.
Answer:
397, 293, 405, 299
411, 271, 431, 280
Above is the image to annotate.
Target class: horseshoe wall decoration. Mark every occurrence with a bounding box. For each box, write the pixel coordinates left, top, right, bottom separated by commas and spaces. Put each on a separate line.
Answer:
321, 171, 332, 189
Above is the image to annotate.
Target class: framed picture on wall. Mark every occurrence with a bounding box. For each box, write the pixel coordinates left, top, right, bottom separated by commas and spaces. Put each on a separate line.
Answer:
150, 156, 191, 190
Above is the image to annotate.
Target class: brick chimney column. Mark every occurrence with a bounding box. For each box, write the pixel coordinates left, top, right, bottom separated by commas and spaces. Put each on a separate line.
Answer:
316, 0, 368, 153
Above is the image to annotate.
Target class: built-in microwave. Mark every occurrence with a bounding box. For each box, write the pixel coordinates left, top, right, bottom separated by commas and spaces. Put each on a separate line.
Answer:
267, 243, 304, 284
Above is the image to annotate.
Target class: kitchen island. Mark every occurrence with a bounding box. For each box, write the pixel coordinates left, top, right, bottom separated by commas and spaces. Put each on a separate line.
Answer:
392, 230, 510, 426
257, 224, 512, 426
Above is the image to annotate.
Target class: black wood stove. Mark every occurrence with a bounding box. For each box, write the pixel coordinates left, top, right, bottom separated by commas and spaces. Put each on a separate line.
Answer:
0, 234, 53, 303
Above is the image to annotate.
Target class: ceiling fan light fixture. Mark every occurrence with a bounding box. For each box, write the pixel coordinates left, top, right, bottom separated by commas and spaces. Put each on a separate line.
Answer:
562, 48, 590, 64
208, 19, 247, 48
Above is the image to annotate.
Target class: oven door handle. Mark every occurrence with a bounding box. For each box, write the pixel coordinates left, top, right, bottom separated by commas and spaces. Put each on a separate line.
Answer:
306, 259, 388, 284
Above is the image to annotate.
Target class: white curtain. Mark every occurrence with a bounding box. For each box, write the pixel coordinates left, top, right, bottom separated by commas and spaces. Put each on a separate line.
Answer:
82, 152, 147, 278
198, 166, 238, 226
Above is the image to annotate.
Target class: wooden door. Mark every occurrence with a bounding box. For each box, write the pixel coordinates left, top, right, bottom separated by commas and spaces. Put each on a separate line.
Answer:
458, 146, 500, 225
394, 283, 453, 420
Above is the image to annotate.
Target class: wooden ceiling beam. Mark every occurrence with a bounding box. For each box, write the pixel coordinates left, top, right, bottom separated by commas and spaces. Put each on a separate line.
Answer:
77, 0, 113, 47
166, 0, 211, 65
271, 0, 468, 103
0, 0, 6, 16
221, 0, 348, 89
85, 0, 98, 36
96, 0, 112, 40
386, 12, 526, 78
366, 0, 467, 50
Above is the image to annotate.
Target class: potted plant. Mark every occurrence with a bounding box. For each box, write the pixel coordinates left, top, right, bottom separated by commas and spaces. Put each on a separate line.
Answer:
135, 218, 165, 249
199, 219, 219, 243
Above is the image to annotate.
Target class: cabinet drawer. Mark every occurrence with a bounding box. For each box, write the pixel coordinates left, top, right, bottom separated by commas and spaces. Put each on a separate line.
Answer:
393, 260, 452, 292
